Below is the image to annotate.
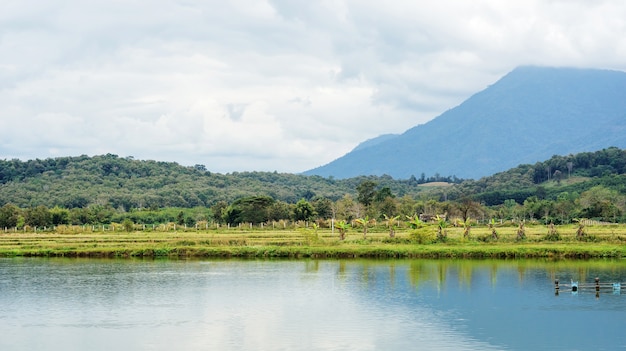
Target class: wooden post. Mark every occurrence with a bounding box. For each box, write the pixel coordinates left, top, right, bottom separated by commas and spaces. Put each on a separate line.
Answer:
595, 277, 600, 292
554, 279, 559, 295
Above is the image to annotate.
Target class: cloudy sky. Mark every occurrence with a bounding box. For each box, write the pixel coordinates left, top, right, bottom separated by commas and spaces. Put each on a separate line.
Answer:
1, 1, 626, 173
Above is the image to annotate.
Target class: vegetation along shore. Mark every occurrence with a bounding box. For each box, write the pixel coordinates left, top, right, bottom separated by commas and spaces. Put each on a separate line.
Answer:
1, 148, 625, 260
1, 222, 625, 259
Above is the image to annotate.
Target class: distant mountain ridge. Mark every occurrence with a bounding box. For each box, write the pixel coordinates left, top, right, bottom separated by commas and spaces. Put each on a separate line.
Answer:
351, 134, 399, 152
304, 66, 626, 179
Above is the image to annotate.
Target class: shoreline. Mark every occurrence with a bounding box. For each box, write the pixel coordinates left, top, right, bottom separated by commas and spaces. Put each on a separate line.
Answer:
2, 226, 625, 259
2, 243, 624, 259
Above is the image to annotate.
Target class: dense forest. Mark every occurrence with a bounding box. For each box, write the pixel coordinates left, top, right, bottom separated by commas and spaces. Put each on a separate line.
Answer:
0, 147, 625, 228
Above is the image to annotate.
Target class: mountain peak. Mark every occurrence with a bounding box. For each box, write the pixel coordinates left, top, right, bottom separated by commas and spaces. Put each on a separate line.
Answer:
304, 66, 626, 179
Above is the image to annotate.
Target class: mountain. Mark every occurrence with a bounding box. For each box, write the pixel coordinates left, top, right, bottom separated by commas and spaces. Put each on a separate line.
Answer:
351, 134, 400, 152
304, 66, 626, 179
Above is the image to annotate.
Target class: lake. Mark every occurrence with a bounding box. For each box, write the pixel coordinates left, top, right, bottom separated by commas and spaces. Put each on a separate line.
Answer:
1, 258, 626, 350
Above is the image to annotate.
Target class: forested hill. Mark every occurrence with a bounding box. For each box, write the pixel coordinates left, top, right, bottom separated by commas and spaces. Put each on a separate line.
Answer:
456, 146, 626, 205
0, 154, 430, 209
1, 148, 626, 212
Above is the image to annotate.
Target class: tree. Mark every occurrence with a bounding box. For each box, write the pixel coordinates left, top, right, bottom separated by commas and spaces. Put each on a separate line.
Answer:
578, 186, 624, 222
405, 215, 423, 229
228, 196, 275, 224
268, 201, 291, 222
312, 197, 333, 220
193, 164, 207, 172
374, 187, 394, 203
435, 215, 447, 241
0, 204, 20, 228
293, 199, 315, 222
462, 217, 472, 239
336, 194, 357, 221
384, 214, 400, 238
516, 221, 526, 240
185, 215, 196, 227
50, 206, 70, 225
354, 216, 373, 239
457, 197, 481, 221
210, 201, 228, 224
25, 206, 52, 227
123, 218, 134, 232
356, 180, 377, 208
488, 218, 499, 240
553, 170, 563, 185
567, 161, 573, 178
336, 220, 350, 240
376, 196, 398, 220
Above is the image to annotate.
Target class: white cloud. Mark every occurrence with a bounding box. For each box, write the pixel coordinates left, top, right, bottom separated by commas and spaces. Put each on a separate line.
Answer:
1, 0, 626, 173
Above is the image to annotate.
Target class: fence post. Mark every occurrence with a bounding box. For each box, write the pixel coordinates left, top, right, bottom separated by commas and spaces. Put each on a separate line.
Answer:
555, 279, 559, 295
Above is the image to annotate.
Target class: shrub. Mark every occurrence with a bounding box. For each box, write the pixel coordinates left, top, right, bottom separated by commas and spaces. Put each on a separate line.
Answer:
477, 234, 495, 242
410, 228, 435, 244
122, 219, 134, 232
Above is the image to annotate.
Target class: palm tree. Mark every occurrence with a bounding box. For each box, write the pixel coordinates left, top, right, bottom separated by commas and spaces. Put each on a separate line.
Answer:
489, 218, 499, 240
336, 220, 350, 240
435, 215, 447, 241
573, 218, 586, 239
384, 214, 400, 238
405, 215, 423, 229
354, 216, 372, 239
462, 217, 472, 239
516, 221, 526, 240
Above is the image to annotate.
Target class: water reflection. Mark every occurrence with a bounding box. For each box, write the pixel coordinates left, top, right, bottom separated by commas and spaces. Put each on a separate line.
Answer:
1, 258, 626, 350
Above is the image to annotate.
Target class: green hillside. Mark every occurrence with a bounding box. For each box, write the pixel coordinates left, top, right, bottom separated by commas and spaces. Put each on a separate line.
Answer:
0, 147, 625, 227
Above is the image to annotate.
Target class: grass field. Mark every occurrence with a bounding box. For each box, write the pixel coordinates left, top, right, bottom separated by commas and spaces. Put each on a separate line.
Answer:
1, 223, 625, 259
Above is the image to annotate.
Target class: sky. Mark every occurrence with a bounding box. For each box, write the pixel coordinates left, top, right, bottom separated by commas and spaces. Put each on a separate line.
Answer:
2, 1, 626, 174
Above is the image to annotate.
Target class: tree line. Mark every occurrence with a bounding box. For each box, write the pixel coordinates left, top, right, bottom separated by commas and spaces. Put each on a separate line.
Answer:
1, 148, 625, 228
1, 179, 624, 229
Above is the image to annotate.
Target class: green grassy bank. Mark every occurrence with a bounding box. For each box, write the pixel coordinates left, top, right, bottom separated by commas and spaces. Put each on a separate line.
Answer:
1, 223, 625, 259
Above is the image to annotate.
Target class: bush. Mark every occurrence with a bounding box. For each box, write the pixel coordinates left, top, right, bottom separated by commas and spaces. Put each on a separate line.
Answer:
382, 237, 411, 244
122, 218, 134, 232
477, 234, 495, 242
576, 233, 597, 242
410, 228, 435, 244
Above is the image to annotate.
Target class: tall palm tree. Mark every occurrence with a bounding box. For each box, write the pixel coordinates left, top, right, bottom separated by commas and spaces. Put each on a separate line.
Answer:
384, 214, 400, 238
354, 216, 372, 239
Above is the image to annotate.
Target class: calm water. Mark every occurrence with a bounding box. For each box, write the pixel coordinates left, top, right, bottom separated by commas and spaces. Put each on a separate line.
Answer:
1, 258, 626, 350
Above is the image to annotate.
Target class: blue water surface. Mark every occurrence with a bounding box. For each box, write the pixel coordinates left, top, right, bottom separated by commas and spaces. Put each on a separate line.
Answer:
1, 258, 625, 350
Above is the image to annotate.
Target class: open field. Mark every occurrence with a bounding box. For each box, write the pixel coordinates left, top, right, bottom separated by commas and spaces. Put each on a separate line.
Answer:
1, 223, 626, 259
